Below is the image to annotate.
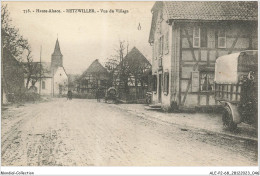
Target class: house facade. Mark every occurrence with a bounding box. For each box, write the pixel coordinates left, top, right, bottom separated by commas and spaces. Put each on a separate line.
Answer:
149, 1, 258, 111
25, 38, 68, 96
2, 49, 25, 103
78, 59, 109, 98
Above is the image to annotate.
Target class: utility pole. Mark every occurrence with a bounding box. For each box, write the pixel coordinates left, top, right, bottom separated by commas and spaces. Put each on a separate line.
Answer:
39, 45, 42, 95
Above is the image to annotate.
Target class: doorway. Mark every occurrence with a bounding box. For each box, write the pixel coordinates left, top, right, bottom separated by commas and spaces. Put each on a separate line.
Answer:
158, 74, 162, 103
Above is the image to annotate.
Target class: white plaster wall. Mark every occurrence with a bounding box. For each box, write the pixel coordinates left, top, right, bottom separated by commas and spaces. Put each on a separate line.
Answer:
53, 67, 68, 95
40, 78, 52, 95
151, 9, 173, 110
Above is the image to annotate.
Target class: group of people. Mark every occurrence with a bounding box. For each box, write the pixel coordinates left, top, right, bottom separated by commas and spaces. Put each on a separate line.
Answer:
67, 87, 118, 103
96, 88, 102, 102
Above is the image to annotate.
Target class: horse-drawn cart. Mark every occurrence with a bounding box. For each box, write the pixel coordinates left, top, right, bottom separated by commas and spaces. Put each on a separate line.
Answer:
214, 50, 258, 130
105, 87, 118, 103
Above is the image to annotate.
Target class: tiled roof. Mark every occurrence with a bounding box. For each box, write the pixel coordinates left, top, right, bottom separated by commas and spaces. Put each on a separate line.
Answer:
80, 59, 108, 80
149, 1, 258, 43
115, 47, 151, 72
162, 1, 258, 21
85, 59, 108, 73
124, 47, 151, 65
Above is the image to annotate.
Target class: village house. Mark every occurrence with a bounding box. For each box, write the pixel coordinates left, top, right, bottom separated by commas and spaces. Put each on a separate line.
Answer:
2, 49, 25, 103
78, 59, 109, 98
25, 38, 68, 96
114, 47, 152, 102
148, 1, 258, 111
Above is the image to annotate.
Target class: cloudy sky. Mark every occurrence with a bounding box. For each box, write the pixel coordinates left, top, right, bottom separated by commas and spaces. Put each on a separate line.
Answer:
4, 1, 154, 74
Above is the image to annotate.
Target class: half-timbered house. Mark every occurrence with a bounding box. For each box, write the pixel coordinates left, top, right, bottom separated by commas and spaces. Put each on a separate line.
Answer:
149, 1, 258, 111
78, 59, 109, 98
113, 47, 152, 102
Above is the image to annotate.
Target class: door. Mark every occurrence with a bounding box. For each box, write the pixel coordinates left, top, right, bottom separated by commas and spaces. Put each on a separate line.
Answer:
59, 85, 62, 96
158, 74, 162, 103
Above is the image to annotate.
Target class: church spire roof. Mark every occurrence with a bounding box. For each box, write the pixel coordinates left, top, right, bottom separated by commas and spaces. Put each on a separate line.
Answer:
52, 38, 62, 56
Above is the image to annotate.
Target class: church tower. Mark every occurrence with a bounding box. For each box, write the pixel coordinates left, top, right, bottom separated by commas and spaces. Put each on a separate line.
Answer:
51, 38, 63, 68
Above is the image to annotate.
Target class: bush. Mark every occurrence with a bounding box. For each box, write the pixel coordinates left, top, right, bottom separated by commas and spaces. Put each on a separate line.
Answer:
14, 92, 41, 102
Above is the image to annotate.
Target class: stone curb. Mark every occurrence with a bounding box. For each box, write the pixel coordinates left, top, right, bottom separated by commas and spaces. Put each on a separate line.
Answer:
111, 104, 258, 143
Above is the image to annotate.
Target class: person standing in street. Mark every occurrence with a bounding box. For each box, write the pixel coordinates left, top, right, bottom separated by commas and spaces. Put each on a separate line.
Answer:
96, 88, 100, 102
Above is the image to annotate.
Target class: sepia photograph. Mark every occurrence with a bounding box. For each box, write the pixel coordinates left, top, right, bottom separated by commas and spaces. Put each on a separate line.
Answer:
1, 0, 259, 175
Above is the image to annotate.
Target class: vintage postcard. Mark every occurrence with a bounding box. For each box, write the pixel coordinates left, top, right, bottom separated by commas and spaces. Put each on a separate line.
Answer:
1, 1, 258, 175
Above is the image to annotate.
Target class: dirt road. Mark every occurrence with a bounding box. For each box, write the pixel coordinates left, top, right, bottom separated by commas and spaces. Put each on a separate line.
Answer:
1, 99, 257, 166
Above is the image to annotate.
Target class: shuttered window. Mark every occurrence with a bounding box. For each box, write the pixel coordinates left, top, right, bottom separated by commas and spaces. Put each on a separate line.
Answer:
193, 27, 207, 48
152, 75, 157, 92
164, 31, 169, 54
163, 72, 169, 95
159, 35, 164, 56
42, 81, 45, 89
200, 28, 207, 47
193, 27, 200, 48
154, 41, 157, 60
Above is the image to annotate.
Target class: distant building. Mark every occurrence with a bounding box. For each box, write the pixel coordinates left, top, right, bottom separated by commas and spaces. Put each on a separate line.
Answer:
25, 38, 68, 96
78, 59, 109, 98
114, 47, 152, 101
148, 1, 258, 111
68, 74, 80, 92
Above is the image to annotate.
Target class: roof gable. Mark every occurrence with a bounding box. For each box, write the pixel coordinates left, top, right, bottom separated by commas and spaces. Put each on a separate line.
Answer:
83, 59, 108, 75
124, 47, 151, 66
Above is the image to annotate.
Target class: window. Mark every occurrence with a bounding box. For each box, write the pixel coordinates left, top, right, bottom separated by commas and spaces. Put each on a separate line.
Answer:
164, 31, 169, 55
42, 81, 45, 89
193, 27, 200, 48
200, 73, 214, 92
154, 41, 157, 60
218, 29, 226, 48
152, 75, 157, 92
163, 72, 169, 95
160, 35, 164, 56
100, 80, 105, 87
200, 28, 207, 47
83, 79, 88, 88
158, 36, 164, 67
193, 27, 207, 48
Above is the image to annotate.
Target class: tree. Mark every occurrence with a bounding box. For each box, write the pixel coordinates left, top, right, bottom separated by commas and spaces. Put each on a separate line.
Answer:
1, 4, 28, 61
1, 4, 29, 103
2, 4, 46, 90
105, 56, 120, 87
105, 40, 130, 99
105, 41, 152, 100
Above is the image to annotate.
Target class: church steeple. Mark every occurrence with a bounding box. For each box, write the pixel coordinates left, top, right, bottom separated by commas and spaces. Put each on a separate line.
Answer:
53, 38, 62, 56
51, 38, 63, 68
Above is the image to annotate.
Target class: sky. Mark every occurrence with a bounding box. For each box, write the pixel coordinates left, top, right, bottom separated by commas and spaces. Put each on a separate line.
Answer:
4, 1, 154, 74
